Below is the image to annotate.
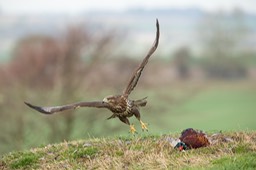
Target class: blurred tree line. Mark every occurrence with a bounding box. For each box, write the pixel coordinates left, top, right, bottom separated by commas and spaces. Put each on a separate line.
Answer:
173, 8, 252, 80
199, 8, 249, 79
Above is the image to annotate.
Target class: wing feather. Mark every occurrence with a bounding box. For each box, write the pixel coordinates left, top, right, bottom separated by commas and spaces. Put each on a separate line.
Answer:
24, 101, 109, 114
123, 19, 160, 96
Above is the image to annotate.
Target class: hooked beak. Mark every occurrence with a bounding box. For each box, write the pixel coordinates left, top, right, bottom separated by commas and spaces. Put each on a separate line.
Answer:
103, 97, 108, 103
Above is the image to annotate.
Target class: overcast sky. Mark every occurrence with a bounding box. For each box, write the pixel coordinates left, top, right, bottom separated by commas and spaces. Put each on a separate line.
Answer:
1, 0, 256, 15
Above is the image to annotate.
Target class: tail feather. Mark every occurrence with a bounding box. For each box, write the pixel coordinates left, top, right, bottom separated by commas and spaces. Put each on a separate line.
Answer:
133, 97, 147, 107
107, 114, 116, 120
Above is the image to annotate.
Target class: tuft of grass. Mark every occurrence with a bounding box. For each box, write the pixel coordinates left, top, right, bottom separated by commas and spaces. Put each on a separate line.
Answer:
210, 153, 256, 170
1, 131, 256, 169
4, 152, 41, 169
70, 147, 99, 159
232, 144, 252, 154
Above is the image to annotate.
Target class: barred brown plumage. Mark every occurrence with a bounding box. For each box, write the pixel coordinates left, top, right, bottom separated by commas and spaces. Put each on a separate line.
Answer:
24, 19, 160, 134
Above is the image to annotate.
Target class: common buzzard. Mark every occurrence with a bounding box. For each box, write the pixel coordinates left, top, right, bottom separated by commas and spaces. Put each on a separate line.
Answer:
25, 19, 160, 134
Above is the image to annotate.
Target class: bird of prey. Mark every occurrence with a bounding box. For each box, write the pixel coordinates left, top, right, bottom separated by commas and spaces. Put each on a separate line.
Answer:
25, 19, 160, 134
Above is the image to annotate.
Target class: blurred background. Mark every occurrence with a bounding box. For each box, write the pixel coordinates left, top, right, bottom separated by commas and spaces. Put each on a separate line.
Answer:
0, 0, 256, 155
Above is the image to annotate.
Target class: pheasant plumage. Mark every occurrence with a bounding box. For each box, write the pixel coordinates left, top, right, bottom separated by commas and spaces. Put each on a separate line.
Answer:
175, 128, 210, 150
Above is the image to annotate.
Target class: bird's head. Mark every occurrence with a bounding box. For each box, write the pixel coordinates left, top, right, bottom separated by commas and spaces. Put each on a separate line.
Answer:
174, 142, 189, 151
102, 95, 127, 112
102, 95, 122, 105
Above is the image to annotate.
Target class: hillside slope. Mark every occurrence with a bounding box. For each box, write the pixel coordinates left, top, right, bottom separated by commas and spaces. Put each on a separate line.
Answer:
1, 131, 256, 169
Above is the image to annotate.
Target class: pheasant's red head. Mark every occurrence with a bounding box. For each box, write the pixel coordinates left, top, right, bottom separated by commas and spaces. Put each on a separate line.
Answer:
175, 142, 188, 151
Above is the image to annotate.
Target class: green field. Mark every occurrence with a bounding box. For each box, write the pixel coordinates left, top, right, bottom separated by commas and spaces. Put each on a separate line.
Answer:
159, 82, 256, 131
68, 81, 256, 137
135, 81, 256, 133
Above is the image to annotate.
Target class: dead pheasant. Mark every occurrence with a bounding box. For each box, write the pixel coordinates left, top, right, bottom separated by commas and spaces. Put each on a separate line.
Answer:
175, 128, 210, 150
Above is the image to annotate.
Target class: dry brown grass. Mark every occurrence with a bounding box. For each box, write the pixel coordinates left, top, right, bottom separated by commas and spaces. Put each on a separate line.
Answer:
1, 131, 256, 169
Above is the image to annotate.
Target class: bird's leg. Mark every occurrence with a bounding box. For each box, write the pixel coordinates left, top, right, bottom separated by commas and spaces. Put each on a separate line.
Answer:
133, 107, 148, 131
129, 124, 137, 134
118, 116, 137, 134
139, 120, 148, 131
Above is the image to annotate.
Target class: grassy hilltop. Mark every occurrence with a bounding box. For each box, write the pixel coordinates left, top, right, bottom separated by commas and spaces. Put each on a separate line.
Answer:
1, 131, 256, 169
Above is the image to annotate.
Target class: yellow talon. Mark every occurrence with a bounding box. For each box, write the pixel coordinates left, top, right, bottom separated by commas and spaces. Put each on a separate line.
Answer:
130, 124, 137, 134
140, 120, 148, 131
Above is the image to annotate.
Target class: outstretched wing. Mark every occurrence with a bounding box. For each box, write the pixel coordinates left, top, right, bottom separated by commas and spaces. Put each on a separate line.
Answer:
24, 101, 109, 114
123, 19, 160, 97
